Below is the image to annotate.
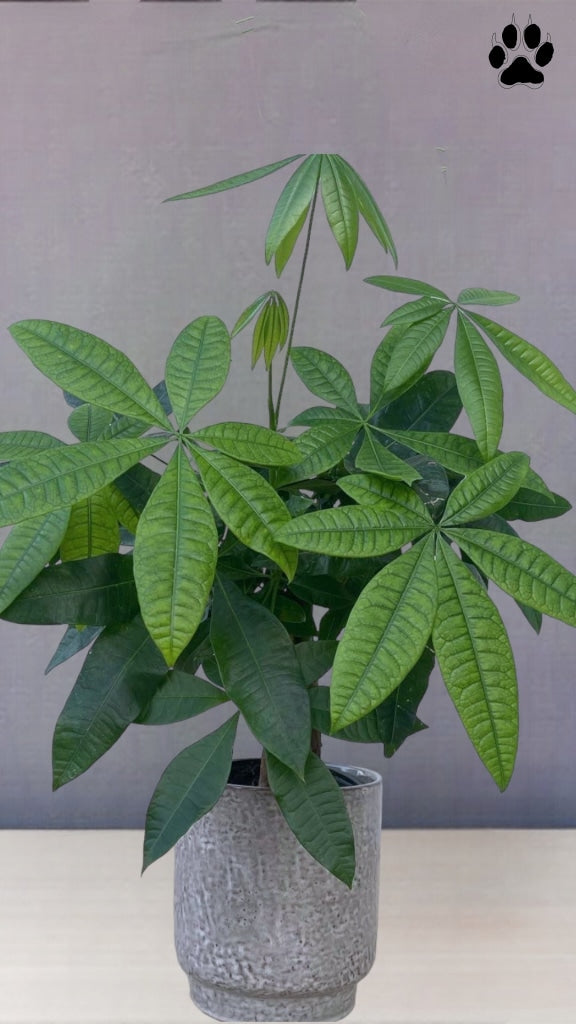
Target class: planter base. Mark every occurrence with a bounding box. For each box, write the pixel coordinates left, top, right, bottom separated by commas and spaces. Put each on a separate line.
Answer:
188, 975, 356, 1022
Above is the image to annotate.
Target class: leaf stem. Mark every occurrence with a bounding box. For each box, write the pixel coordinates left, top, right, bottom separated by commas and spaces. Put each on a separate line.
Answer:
274, 177, 320, 426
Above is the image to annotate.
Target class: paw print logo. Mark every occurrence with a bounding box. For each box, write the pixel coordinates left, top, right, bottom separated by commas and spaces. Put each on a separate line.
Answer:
489, 14, 554, 88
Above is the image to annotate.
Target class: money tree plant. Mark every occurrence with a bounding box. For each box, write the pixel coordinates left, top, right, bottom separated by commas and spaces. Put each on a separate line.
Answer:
1, 153, 575, 888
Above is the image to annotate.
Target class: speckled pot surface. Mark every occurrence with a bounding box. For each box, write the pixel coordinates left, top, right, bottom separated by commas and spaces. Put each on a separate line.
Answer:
174, 759, 382, 1022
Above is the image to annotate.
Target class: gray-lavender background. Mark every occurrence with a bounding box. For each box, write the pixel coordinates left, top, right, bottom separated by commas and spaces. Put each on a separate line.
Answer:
0, 0, 574, 829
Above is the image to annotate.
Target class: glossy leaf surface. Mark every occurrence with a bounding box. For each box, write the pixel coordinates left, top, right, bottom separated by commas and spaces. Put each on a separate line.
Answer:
332, 155, 397, 265
276, 503, 428, 558
457, 288, 520, 306
454, 313, 503, 459
355, 431, 421, 485
165, 316, 230, 428
190, 422, 299, 466
365, 276, 450, 299
320, 154, 359, 269
163, 155, 304, 202
441, 452, 530, 526
384, 309, 453, 394
265, 155, 321, 266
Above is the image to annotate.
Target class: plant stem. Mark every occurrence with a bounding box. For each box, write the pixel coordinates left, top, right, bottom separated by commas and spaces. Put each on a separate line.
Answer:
273, 179, 320, 426
267, 363, 276, 431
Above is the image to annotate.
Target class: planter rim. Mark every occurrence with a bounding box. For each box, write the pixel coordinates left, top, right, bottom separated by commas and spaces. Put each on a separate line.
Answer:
226, 758, 382, 791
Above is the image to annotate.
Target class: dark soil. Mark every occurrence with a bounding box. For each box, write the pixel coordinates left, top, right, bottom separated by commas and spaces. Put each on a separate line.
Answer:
228, 758, 360, 787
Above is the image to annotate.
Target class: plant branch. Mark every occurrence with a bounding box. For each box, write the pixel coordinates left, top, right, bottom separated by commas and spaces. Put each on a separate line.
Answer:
274, 178, 320, 426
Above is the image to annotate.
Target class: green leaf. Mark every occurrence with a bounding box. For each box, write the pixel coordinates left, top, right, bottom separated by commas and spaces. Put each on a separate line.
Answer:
365, 276, 450, 299
0, 509, 70, 615
275, 421, 360, 486
135, 671, 228, 725
134, 446, 217, 665
288, 406, 358, 428
433, 538, 518, 790
67, 404, 114, 443
190, 422, 299, 467
441, 452, 530, 526
369, 325, 433, 412
114, 462, 161, 515
265, 155, 321, 266
319, 154, 359, 270
267, 751, 356, 887
379, 370, 462, 433
231, 293, 271, 339
142, 714, 239, 872
9, 321, 171, 429
384, 309, 453, 394
211, 578, 310, 777
61, 486, 120, 562
445, 526, 576, 626
457, 288, 520, 306
0, 430, 63, 462
290, 347, 360, 416
45, 625, 103, 675
194, 447, 297, 580
107, 483, 140, 535
338, 473, 432, 520
499, 487, 572, 522
332, 155, 397, 266
330, 537, 437, 729
290, 575, 354, 610
0, 553, 138, 625
382, 296, 449, 326
454, 313, 503, 460
276, 503, 429, 558
0, 436, 167, 527
252, 294, 290, 370
52, 616, 169, 789
165, 316, 230, 429
355, 430, 421, 485
163, 155, 304, 202
465, 514, 543, 633
275, 204, 310, 276
294, 639, 338, 685
468, 312, 576, 415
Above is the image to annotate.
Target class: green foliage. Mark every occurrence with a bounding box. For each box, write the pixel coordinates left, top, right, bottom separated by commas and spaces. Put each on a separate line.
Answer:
4, 152, 576, 885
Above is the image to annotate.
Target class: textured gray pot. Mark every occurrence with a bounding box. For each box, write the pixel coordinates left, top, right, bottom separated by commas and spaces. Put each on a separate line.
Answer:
174, 759, 382, 1022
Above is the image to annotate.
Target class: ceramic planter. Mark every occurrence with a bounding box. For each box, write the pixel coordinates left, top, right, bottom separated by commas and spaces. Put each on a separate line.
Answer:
174, 759, 382, 1022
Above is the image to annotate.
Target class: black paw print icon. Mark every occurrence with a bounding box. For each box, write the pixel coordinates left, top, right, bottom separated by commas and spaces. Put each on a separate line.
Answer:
489, 14, 554, 88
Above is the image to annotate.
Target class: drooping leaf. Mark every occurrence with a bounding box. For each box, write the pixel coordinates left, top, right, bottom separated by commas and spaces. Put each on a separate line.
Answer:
267, 751, 356, 888
276, 502, 429, 559
445, 526, 576, 627
194, 447, 297, 580
319, 154, 359, 269
383, 309, 453, 394
0, 430, 63, 462
454, 313, 503, 460
275, 421, 360, 486
142, 713, 239, 872
382, 296, 449, 326
231, 292, 271, 339
332, 155, 397, 266
210, 578, 310, 777
9, 321, 171, 429
457, 288, 520, 306
52, 615, 169, 789
45, 625, 104, 675
468, 312, 576, 415
433, 538, 518, 790
165, 316, 230, 429
60, 487, 120, 562
251, 293, 290, 369
365, 276, 450, 299
275, 204, 310, 276
0, 553, 138, 625
135, 671, 229, 725
0, 509, 70, 615
290, 347, 360, 416
163, 155, 304, 202
441, 452, 530, 526
190, 422, 299, 466
330, 537, 437, 729
134, 446, 217, 665
355, 430, 421, 485
265, 155, 322, 266
0, 436, 167, 527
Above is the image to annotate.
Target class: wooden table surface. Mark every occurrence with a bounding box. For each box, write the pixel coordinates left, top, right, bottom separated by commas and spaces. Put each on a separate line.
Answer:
0, 830, 574, 1024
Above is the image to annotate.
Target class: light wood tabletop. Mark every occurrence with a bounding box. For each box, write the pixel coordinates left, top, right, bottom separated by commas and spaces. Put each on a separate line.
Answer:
0, 830, 574, 1024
